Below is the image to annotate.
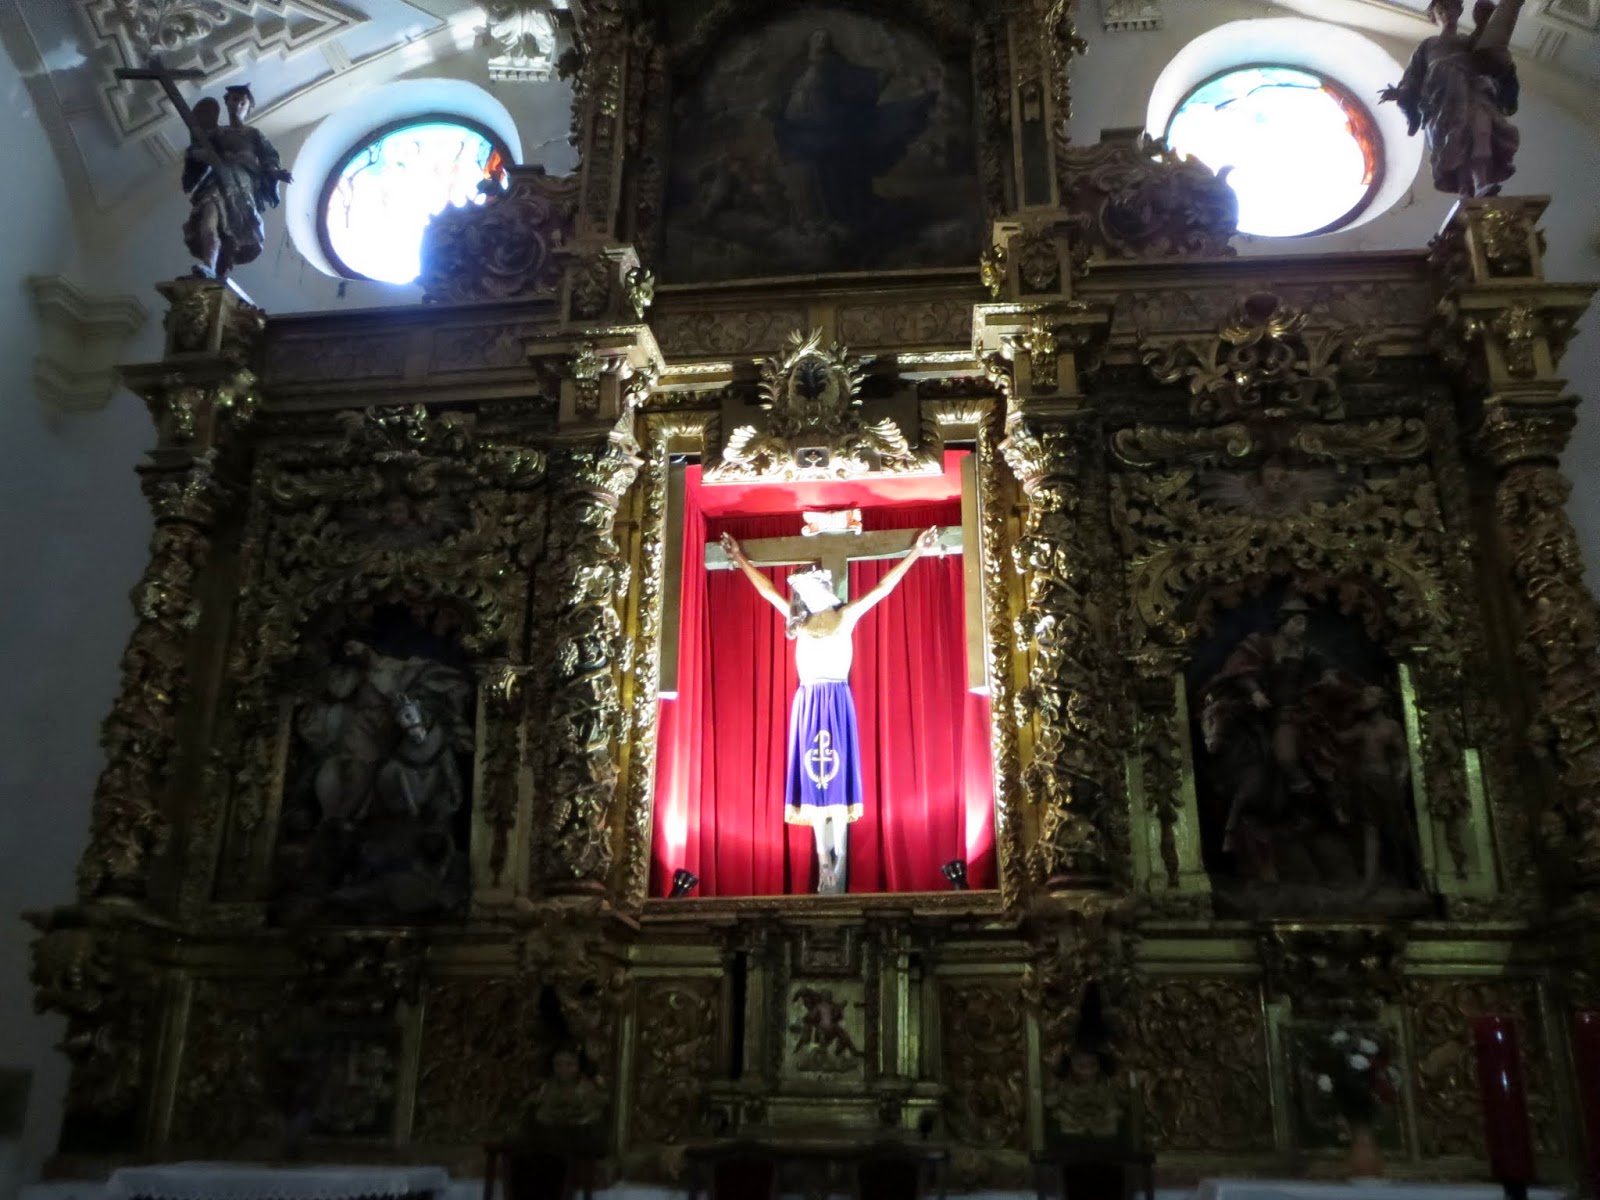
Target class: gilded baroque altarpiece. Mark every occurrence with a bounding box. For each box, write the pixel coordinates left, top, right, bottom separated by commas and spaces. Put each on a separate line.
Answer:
26, 0, 1600, 1188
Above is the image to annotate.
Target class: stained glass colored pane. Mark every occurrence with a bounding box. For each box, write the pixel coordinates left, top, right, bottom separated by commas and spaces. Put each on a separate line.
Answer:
323, 121, 508, 284
1166, 66, 1378, 238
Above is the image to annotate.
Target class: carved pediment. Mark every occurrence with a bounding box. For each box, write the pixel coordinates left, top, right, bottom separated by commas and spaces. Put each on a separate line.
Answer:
704, 330, 939, 483
419, 167, 580, 305
1061, 130, 1238, 261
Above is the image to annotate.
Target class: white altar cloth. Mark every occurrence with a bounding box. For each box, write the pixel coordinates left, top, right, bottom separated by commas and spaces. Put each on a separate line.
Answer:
1195, 1182, 1565, 1200
104, 1164, 450, 1200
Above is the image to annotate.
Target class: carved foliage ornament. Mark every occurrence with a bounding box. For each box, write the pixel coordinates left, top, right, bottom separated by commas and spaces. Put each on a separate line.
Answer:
1142, 293, 1376, 424
1002, 417, 1120, 883
706, 330, 935, 482
419, 168, 579, 305
1060, 134, 1237, 262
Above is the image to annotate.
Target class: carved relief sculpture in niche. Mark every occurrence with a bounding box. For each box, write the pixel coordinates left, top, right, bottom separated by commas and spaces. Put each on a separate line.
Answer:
661, 6, 981, 281
274, 618, 475, 925
1188, 588, 1429, 919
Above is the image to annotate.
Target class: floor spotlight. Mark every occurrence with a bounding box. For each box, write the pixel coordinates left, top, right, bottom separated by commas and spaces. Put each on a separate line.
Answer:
669, 868, 699, 898
941, 860, 969, 891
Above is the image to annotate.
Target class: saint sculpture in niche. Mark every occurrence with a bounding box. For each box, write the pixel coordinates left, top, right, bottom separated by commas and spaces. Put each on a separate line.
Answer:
721, 526, 941, 894
1196, 596, 1424, 917
275, 639, 473, 923
1381, 0, 1524, 198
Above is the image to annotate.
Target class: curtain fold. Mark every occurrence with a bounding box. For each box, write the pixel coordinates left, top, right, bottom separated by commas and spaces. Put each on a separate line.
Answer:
650, 469, 995, 896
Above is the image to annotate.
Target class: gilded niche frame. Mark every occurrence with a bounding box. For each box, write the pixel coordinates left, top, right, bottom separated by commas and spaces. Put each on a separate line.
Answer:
614, 394, 1023, 910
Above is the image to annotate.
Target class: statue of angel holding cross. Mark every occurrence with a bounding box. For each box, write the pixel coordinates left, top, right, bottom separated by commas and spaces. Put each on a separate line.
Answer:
721, 525, 941, 894
180, 83, 292, 278
117, 61, 292, 279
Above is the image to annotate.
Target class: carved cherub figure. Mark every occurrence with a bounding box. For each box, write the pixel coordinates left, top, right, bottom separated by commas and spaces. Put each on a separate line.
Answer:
789, 988, 862, 1062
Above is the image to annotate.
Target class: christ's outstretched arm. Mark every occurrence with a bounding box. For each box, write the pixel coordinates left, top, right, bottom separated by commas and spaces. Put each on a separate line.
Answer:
843, 526, 940, 624
721, 533, 789, 615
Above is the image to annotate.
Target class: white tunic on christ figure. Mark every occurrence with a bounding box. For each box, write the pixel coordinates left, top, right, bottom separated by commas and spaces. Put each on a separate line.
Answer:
720, 526, 940, 894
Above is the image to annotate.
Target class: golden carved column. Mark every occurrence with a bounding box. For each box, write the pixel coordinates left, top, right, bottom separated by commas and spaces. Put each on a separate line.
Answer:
1434, 197, 1600, 886
976, 220, 1120, 889
77, 278, 262, 903
533, 333, 656, 892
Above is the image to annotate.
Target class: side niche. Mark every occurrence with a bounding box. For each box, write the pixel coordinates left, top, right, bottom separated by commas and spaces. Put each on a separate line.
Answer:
272, 609, 477, 926
1184, 585, 1431, 920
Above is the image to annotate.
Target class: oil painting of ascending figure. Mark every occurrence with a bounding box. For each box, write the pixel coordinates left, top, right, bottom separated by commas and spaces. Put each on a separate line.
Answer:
663, 6, 981, 282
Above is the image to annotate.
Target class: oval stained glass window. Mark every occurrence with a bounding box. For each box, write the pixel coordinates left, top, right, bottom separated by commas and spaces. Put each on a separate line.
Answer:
1165, 66, 1381, 238
319, 118, 509, 284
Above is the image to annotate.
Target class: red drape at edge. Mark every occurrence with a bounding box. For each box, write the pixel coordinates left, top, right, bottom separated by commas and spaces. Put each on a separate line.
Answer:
650, 473, 996, 896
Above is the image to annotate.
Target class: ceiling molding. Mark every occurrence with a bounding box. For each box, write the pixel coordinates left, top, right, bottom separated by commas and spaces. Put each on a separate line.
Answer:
82, 0, 366, 144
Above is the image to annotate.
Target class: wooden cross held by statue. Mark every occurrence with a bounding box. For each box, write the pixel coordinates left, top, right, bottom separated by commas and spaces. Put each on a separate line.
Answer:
113, 57, 216, 159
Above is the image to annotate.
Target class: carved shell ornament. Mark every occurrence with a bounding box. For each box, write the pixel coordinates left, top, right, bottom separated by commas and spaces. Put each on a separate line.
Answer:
762, 329, 863, 438
706, 330, 934, 482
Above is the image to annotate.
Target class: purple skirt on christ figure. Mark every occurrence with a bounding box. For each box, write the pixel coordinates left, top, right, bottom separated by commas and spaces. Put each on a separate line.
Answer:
784, 681, 865, 826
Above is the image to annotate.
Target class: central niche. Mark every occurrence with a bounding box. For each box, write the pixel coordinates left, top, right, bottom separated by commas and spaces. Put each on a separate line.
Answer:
651, 454, 997, 897
661, 4, 983, 282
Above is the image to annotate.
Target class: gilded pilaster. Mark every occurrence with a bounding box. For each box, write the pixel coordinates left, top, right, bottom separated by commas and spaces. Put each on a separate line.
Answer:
1434, 198, 1600, 886
536, 338, 653, 892
78, 278, 262, 903
977, 254, 1120, 889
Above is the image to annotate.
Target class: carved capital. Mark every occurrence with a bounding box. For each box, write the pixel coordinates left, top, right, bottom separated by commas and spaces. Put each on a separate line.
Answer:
1474, 399, 1578, 470
975, 300, 1111, 404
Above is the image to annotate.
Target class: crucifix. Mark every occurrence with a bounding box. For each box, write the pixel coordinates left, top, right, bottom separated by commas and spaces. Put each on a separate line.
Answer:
706, 511, 964, 894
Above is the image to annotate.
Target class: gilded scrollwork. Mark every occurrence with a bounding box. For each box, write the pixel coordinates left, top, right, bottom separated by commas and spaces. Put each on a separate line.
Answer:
1141, 293, 1375, 424
1486, 452, 1600, 879
631, 980, 719, 1144
1060, 132, 1237, 262
1404, 977, 1559, 1161
941, 982, 1028, 1151
214, 404, 547, 902
26, 908, 159, 1122
1125, 978, 1273, 1151
418, 167, 580, 304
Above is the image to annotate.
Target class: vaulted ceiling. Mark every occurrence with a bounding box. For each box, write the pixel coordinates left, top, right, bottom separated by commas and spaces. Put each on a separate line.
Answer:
0, 0, 488, 213
3, 0, 1597, 223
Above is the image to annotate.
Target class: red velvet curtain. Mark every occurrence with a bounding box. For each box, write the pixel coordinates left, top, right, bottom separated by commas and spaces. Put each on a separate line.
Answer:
651, 468, 995, 896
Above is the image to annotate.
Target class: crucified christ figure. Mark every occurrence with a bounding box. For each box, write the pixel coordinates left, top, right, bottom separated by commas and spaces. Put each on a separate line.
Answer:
721, 526, 940, 894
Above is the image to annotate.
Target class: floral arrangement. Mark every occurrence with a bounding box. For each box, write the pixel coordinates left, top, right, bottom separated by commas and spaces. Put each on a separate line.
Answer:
1307, 1028, 1402, 1126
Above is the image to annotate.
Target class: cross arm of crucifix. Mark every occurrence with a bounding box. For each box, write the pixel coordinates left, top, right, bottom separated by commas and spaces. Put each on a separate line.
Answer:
707, 526, 962, 603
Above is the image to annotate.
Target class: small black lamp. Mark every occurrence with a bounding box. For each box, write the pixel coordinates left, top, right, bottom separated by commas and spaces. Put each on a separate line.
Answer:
941, 859, 969, 891
669, 868, 699, 898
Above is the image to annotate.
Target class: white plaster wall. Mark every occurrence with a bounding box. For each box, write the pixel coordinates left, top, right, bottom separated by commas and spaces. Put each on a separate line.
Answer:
0, 38, 147, 1200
